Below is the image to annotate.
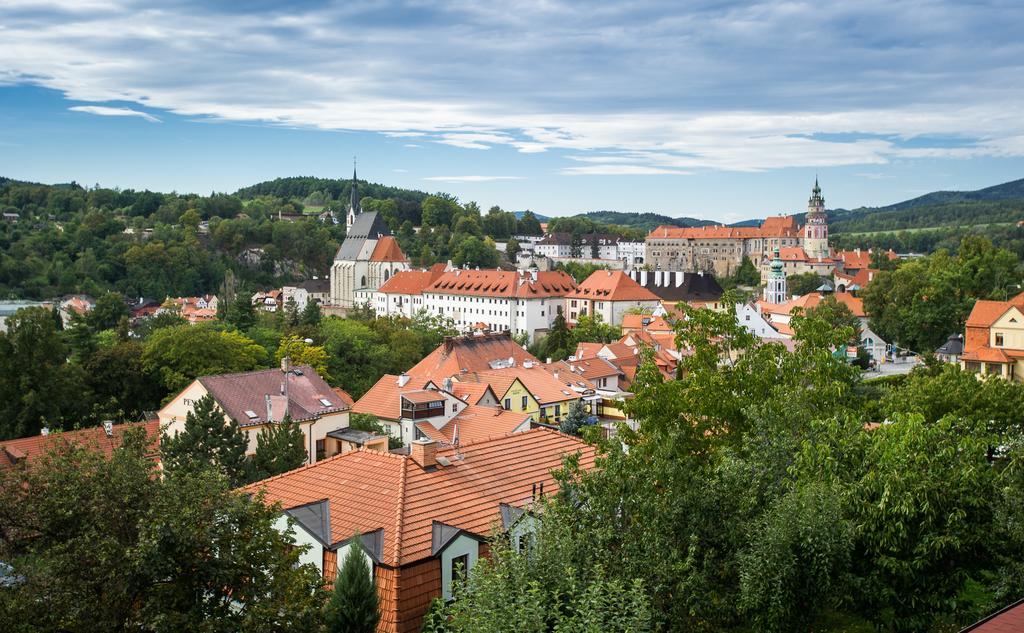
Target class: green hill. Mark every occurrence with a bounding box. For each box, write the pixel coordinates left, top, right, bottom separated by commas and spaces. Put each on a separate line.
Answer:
574, 210, 715, 233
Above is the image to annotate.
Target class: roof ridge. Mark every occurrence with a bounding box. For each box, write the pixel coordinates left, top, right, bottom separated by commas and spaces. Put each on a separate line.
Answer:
392, 455, 407, 565
241, 444, 393, 491
199, 363, 317, 383
437, 425, 575, 453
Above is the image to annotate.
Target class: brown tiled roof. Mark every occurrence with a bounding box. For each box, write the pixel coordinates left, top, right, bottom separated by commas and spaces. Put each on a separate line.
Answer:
0, 420, 160, 471
199, 365, 348, 426
621, 314, 673, 332
407, 333, 540, 379
378, 266, 447, 295
332, 387, 355, 407
414, 405, 530, 446
244, 427, 596, 567
568, 270, 660, 302
369, 236, 408, 262
424, 269, 576, 299
836, 248, 897, 271
402, 390, 445, 405
550, 357, 620, 381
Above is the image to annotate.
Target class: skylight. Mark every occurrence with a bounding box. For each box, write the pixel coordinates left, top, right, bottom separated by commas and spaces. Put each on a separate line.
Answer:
319, 398, 333, 407
244, 410, 259, 419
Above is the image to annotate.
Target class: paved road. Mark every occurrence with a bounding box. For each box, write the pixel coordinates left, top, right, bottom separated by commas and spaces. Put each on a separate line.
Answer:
863, 357, 921, 377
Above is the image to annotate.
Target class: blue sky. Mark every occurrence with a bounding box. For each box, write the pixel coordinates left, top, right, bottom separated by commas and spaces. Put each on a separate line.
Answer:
2, 1, 1023, 222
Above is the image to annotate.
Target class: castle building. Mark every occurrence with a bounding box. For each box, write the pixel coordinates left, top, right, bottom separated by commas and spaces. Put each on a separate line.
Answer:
803, 178, 829, 259
329, 166, 409, 309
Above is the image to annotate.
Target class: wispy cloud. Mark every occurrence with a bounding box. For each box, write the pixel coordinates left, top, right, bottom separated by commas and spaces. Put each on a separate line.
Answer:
68, 105, 161, 123
2, 1, 1023, 173
422, 175, 525, 183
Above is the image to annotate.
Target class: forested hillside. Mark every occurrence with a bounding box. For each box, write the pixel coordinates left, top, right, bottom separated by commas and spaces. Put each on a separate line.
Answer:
574, 210, 714, 232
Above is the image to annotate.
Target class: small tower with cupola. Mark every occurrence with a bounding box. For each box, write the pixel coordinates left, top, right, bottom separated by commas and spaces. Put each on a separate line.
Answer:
763, 247, 787, 304
803, 178, 829, 259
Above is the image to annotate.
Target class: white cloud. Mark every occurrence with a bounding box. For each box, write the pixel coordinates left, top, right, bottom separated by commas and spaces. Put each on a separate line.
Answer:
4, 2, 1024, 173
68, 105, 161, 123
393, 168, 408, 172
422, 175, 525, 182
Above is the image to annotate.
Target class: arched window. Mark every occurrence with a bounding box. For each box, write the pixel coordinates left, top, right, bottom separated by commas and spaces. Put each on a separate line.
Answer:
360, 275, 367, 287
384, 269, 390, 281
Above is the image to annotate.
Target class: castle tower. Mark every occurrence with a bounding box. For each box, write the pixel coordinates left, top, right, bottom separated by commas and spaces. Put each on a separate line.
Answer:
803, 178, 829, 259
345, 160, 361, 231
763, 247, 787, 304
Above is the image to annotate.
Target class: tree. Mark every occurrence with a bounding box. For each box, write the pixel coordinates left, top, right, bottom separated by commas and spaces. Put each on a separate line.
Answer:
300, 299, 322, 326
728, 257, 761, 287
252, 415, 308, 480
224, 291, 258, 331
84, 341, 164, 422
349, 413, 402, 450
275, 335, 330, 380
506, 237, 521, 259
787, 272, 826, 297
540, 307, 572, 361
160, 393, 251, 487
324, 538, 380, 633
453, 236, 499, 269
559, 400, 589, 436
0, 428, 324, 632
0, 306, 89, 439
516, 210, 543, 236
421, 196, 461, 229
571, 313, 620, 345
88, 291, 129, 331
141, 324, 267, 393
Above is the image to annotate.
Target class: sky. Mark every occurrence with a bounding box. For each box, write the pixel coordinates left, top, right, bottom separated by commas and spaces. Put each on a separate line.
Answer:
1, 1, 1023, 222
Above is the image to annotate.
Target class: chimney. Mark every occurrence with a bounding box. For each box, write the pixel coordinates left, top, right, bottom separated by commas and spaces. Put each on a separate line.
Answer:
397, 374, 411, 387
410, 438, 437, 469
103, 420, 114, 437
546, 357, 552, 364
654, 270, 662, 286
530, 269, 538, 282
280, 356, 292, 373
265, 394, 273, 422
640, 270, 648, 286
553, 370, 560, 381
443, 336, 454, 354
41, 427, 49, 436
675, 271, 684, 287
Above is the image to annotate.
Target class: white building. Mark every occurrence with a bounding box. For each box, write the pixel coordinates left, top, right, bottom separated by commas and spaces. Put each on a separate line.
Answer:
421, 268, 577, 341
357, 263, 451, 319
566, 270, 661, 326
282, 278, 330, 312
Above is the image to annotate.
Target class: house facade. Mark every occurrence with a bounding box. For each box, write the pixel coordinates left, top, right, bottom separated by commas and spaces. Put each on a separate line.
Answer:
158, 363, 350, 463
244, 428, 596, 633
960, 293, 1024, 380
566, 270, 661, 326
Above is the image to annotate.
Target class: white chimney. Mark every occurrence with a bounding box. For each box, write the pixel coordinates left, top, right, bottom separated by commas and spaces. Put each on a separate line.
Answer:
675, 271, 684, 287
265, 394, 273, 422
640, 270, 648, 286
103, 421, 114, 437
41, 427, 49, 436
654, 270, 662, 286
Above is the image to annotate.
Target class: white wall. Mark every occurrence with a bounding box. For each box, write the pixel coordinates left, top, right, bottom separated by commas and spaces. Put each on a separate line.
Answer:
441, 533, 480, 600
274, 514, 324, 572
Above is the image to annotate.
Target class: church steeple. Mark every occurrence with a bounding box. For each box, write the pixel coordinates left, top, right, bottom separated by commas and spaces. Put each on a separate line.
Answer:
763, 247, 787, 304
346, 158, 361, 231
803, 178, 829, 260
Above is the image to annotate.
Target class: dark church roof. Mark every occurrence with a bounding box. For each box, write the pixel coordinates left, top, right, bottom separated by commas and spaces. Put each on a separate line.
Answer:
936, 333, 964, 356
334, 211, 391, 261
627, 270, 724, 302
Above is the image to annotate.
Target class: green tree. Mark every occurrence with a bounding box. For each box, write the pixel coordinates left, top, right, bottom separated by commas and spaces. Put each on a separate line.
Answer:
349, 412, 402, 450
324, 538, 380, 633
516, 210, 543, 236
275, 335, 331, 380
421, 195, 461, 229
251, 415, 308, 480
787, 271, 826, 297
0, 428, 324, 632
88, 291, 129, 331
84, 341, 164, 422
160, 393, 251, 487
571, 313, 620, 345
453, 236, 499, 269
540, 307, 572, 361
559, 399, 589, 436
506, 237, 521, 259
141, 324, 267, 393
0, 306, 89, 439
300, 299, 322, 326
224, 291, 258, 331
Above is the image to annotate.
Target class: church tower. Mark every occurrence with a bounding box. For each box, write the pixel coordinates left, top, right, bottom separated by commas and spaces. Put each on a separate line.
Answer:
763, 247, 787, 304
345, 161, 361, 231
803, 178, 829, 259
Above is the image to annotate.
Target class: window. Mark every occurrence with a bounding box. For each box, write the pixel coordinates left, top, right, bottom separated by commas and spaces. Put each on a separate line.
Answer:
451, 554, 469, 589
555, 404, 561, 417
996, 333, 1005, 346
315, 439, 325, 461
521, 395, 528, 409
504, 398, 511, 409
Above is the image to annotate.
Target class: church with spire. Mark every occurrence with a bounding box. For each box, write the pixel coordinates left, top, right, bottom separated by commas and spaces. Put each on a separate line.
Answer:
329, 164, 409, 310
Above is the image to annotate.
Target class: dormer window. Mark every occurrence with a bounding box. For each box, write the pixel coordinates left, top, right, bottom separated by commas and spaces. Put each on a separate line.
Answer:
996, 333, 1005, 347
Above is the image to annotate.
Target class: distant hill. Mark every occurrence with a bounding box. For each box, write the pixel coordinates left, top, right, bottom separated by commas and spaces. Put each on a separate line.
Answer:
235, 176, 429, 204
874, 177, 1024, 212
513, 210, 550, 221
568, 210, 715, 233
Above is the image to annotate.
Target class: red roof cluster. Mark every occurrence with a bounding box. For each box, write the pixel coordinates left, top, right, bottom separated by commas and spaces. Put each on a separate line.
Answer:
568, 270, 659, 302
424, 269, 576, 299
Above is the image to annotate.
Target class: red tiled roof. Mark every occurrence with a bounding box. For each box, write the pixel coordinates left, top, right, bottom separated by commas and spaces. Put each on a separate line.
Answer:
462, 364, 583, 406
424, 269, 576, 299
835, 268, 880, 289
836, 248, 897, 271
960, 346, 1010, 363
758, 292, 866, 318
407, 333, 540, 379
377, 266, 447, 295
448, 382, 496, 405
0, 420, 160, 471
966, 298, 1024, 328
550, 357, 620, 381
369, 236, 408, 262
244, 427, 596, 567
778, 246, 810, 261
415, 405, 531, 446
198, 365, 348, 426
568, 270, 660, 302
647, 217, 801, 240
620, 314, 672, 332
332, 387, 355, 407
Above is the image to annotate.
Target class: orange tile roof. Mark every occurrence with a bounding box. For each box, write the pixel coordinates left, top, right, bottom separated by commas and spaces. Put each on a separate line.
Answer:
834, 268, 880, 289
549, 357, 619, 381
407, 333, 540, 379
836, 248, 896, 271
778, 246, 810, 261
377, 266, 447, 295
244, 427, 596, 567
568, 270, 660, 302
759, 292, 865, 318
332, 387, 355, 407
961, 346, 1010, 363
352, 374, 431, 420
647, 217, 801, 240
464, 365, 583, 405
425, 269, 576, 299
966, 299, 1024, 328
415, 405, 530, 446
369, 236, 408, 262
620, 314, 673, 332
0, 420, 160, 471
402, 390, 446, 405
573, 342, 604, 359
448, 382, 496, 405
